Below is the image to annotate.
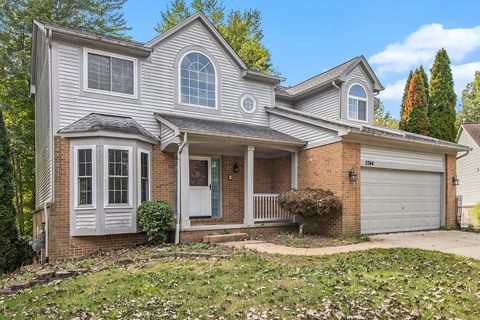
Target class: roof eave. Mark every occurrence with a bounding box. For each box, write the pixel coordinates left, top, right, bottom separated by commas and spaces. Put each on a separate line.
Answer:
58, 130, 158, 144
241, 70, 283, 84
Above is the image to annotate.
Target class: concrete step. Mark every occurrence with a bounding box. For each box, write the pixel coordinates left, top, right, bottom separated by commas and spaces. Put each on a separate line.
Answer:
203, 232, 248, 243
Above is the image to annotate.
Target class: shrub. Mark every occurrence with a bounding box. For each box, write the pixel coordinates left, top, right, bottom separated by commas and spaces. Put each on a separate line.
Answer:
472, 203, 480, 227
279, 188, 342, 235
138, 200, 174, 243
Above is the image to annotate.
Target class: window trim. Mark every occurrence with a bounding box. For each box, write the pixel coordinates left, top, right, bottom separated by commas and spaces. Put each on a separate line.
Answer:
137, 149, 151, 206
104, 145, 133, 208
73, 145, 96, 210
177, 50, 218, 110
83, 48, 138, 99
240, 95, 257, 114
347, 83, 368, 123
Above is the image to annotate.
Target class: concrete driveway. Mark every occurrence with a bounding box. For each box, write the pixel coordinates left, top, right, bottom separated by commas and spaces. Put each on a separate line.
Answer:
371, 230, 480, 260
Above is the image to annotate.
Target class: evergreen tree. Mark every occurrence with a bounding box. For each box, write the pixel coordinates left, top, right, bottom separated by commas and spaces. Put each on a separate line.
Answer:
404, 69, 430, 135
0, 0, 130, 236
0, 111, 20, 274
428, 48, 457, 141
458, 71, 480, 123
154, 0, 273, 72
399, 71, 413, 131
419, 64, 429, 102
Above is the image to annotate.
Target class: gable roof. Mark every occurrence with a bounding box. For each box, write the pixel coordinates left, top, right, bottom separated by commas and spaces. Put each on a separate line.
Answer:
461, 123, 480, 147
58, 113, 157, 142
155, 113, 305, 145
276, 56, 384, 99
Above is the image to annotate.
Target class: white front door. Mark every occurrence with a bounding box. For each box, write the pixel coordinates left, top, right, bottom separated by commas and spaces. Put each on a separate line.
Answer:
189, 156, 212, 217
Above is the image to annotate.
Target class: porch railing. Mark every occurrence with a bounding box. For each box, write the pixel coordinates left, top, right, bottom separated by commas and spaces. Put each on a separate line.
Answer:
253, 193, 293, 222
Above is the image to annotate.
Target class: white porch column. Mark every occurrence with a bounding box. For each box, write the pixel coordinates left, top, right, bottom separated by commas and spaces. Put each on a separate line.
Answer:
244, 145, 255, 226
291, 151, 298, 189
180, 143, 190, 229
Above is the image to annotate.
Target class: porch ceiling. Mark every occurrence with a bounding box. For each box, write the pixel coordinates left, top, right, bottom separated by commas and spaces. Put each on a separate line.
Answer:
189, 143, 291, 158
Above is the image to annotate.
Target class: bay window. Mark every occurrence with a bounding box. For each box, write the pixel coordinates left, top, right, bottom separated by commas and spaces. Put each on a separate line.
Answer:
138, 150, 150, 204
105, 146, 132, 206
74, 146, 96, 208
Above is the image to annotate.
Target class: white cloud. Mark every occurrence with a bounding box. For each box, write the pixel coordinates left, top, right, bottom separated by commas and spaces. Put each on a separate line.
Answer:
370, 24, 480, 74
379, 78, 406, 101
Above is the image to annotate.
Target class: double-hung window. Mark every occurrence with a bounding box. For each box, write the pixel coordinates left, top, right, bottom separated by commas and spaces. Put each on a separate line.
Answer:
74, 146, 96, 208
106, 147, 132, 206
86, 49, 136, 97
347, 84, 368, 122
138, 151, 150, 204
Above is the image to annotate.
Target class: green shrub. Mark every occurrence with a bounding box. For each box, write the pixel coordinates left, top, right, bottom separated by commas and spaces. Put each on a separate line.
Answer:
138, 200, 174, 243
472, 203, 480, 226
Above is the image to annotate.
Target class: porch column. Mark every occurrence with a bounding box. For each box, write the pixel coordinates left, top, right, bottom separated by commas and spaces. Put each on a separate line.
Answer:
244, 145, 255, 226
291, 151, 298, 189
180, 143, 190, 229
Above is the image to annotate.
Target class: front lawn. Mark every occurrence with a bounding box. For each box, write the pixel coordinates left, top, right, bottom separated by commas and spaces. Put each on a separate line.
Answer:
1, 248, 479, 319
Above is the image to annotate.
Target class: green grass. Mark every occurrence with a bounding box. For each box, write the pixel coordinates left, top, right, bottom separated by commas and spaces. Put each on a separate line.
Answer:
1, 248, 479, 319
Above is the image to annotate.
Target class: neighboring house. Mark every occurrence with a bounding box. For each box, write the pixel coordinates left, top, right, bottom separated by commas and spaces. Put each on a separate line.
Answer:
457, 123, 480, 226
31, 13, 468, 260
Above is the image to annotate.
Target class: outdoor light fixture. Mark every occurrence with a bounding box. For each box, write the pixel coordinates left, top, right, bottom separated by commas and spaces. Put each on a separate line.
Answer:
349, 167, 357, 182
452, 175, 460, 186
233, 163, 239, 173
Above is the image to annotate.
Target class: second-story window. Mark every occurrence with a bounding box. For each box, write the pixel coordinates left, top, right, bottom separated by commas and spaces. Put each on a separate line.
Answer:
348, 84, 368, 122
180, 52, 216, 108
87, 51, 135, 96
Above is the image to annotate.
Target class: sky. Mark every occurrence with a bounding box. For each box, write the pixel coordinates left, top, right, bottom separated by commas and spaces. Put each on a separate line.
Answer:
123, 0, 480, 118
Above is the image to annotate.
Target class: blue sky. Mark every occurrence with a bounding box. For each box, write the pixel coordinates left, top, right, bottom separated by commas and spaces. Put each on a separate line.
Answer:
123, 0, 480, 118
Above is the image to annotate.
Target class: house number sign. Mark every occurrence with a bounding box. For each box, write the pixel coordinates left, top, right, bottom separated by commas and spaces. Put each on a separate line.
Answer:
364, 160, 375, 166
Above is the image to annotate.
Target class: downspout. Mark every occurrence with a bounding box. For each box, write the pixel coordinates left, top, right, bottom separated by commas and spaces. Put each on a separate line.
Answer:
331, 81, 341, 119
456, 150, 469, 160
175, 132, 188, 244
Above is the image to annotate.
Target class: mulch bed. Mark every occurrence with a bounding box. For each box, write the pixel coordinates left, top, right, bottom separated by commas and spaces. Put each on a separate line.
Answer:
254, 232, 369, 248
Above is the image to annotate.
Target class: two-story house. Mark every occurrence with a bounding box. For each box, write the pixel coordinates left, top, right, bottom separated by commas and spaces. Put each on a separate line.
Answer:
31, 13, 468, 260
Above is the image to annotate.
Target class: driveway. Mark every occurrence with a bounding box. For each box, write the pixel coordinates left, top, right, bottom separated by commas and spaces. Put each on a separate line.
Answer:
371, 230, 480, 260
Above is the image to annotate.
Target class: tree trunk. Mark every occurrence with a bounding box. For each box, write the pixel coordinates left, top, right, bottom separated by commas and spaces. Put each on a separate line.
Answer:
298, 223, 304, 236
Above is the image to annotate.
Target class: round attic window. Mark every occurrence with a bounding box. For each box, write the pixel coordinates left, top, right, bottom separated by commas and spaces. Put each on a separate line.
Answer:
241, 96, 256, 113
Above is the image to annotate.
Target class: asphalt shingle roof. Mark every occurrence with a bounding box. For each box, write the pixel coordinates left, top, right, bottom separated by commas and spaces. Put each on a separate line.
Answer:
59, 113, 157, 141
463, 122, 480, 147
156, 113, 305, 145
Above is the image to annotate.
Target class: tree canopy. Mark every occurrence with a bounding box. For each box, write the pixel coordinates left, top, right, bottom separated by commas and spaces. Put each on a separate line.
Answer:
154, 0, 273, 73
399, 71, 413, 131
374, 98, 399, 129
458, 71, 480, 123
403, 69, 430, 135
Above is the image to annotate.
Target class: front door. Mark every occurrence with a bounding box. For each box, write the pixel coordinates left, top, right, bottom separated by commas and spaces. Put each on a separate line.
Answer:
189, 156, 212, 217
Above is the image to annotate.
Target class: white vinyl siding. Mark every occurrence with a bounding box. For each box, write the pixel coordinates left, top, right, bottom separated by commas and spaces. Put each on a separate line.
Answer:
56, 21, 273, 136
294, 87, 339, 119
457, 130, 480, 206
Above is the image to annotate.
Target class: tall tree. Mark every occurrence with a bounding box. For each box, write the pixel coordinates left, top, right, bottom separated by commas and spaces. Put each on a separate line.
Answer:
154, 0, 273, 72
458, 70, 480, 123
428, 48, 457, 141
404, 69, 430, 135
399, 71, 413, 131
0, 0, 130, 236
0, 111, 20, 274
374, 98, 399, 129
419, 64, 429, 102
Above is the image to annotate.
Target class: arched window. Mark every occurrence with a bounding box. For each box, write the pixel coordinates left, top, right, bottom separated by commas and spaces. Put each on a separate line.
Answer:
180, 52, 216, 108
348, 84, 367, 121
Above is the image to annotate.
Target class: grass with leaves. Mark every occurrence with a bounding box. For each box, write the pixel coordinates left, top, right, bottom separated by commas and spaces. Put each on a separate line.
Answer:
1, 247, 480, 319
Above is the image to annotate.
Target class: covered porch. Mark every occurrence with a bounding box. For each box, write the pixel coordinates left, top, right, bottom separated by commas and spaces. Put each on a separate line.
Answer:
155, 113, 305, 233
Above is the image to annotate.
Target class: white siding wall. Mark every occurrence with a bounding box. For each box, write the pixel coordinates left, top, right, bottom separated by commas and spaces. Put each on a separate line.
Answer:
269, 114, 338, 148
295, 87, 339, 119
275, 98, 294, 109
55, 21, 273, 136
457, 130, 480, 206
34, 27, 52, 208
341, 65, 375, 124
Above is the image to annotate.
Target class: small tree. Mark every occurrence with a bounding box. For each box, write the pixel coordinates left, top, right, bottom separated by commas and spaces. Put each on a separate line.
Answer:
138, 200, 174, 243
278, 188, 342, 235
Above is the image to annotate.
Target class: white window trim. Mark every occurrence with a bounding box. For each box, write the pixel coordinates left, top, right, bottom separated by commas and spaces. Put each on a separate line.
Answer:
104, 145, 133, 208
137, 149, 152, 206
178, 50, 218, 110
347, 83, 368, 123
83, 47, 138, 99
73, 145, 96, 210
240, 95, 256, 113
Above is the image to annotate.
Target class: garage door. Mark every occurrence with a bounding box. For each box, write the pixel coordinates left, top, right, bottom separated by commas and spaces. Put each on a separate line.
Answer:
360, 146, 444, 234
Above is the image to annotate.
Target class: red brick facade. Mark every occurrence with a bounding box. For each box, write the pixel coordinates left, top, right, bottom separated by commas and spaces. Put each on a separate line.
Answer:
445, 154, 457, 228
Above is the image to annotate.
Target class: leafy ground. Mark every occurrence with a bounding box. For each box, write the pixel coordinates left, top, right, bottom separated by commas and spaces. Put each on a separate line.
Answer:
1, 247, 480, 319
253, 231, 370, 248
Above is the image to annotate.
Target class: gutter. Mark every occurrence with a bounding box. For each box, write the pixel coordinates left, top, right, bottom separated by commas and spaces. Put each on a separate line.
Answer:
175, 132, 188, 244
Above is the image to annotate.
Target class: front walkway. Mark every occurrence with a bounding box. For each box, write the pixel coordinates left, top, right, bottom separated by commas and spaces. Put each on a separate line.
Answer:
222, 230, 480, 259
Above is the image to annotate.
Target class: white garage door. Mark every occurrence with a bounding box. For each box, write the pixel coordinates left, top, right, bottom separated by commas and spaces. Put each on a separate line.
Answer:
361, 168, 442, 234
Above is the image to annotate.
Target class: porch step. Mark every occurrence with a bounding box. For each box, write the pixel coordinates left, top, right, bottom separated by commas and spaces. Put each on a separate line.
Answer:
203, 233, 248, 243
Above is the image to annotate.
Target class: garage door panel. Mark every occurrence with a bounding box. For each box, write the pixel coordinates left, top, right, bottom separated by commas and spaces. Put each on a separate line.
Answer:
361, 168, 442, 234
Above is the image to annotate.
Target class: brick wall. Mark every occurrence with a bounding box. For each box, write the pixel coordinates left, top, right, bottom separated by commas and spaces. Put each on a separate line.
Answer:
151, 145, 175, 206
298, 141, 360, 236
445, 154, 457, 228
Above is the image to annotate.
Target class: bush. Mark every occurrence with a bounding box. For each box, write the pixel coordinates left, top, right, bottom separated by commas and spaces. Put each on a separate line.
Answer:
279, 188, 342, 235
472, 203, 480, 226
138, 200, 174, 243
